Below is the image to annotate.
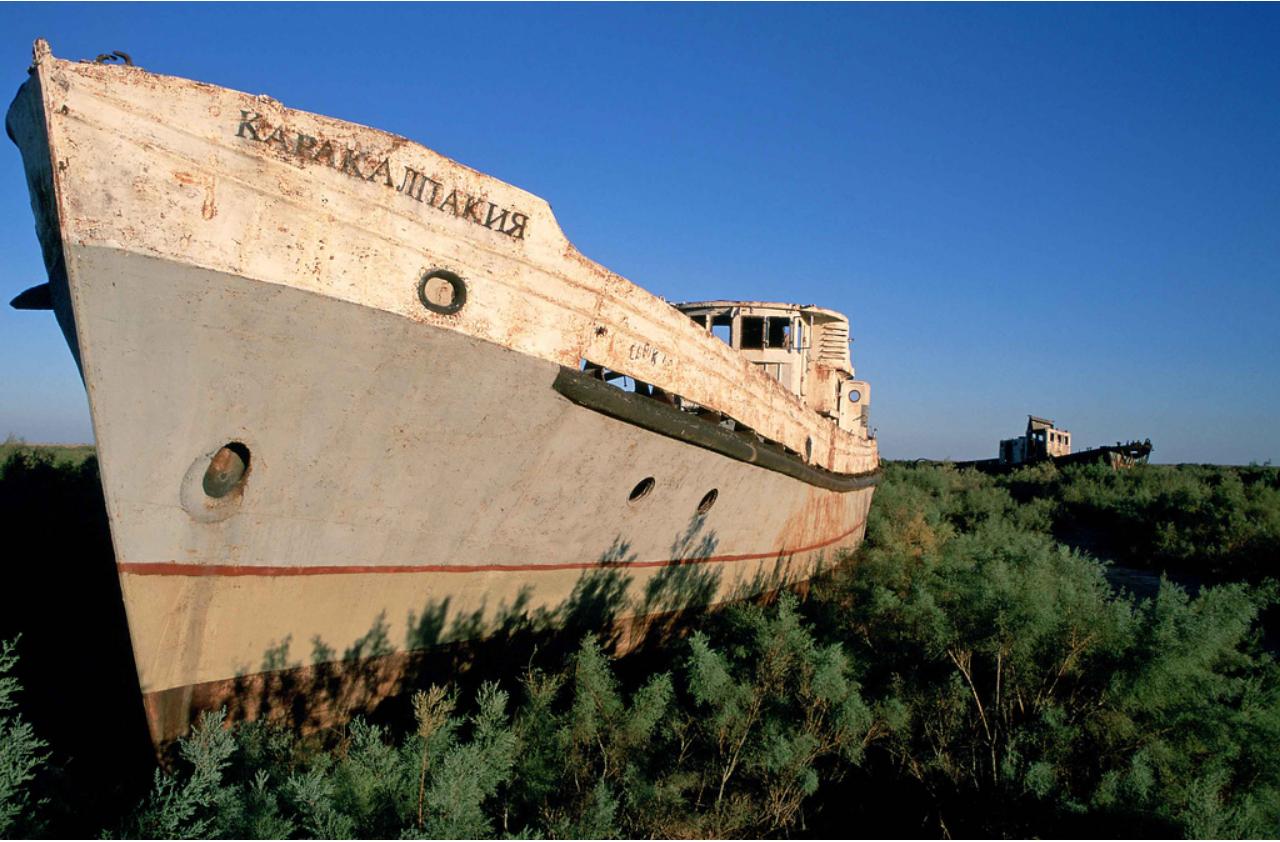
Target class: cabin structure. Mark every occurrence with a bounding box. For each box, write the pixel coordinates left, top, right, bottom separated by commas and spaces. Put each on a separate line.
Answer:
674, 301, 871, 438
999, 415, 1072, 466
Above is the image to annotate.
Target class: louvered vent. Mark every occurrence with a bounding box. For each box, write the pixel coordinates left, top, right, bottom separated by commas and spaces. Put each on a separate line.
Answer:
817, 322, 850, 367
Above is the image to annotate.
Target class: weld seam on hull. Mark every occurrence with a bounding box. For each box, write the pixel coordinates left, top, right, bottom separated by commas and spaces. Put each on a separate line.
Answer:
552, 366, 881, 492
117, 518, 866, 578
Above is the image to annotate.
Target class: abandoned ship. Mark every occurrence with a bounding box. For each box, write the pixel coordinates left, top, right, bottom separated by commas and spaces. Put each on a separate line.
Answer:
958, 415, 1152, 472
7, 42, 880, 744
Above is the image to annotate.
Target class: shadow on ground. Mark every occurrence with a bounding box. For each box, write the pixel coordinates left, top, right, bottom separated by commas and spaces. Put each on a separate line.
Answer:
0, 449, 155, 834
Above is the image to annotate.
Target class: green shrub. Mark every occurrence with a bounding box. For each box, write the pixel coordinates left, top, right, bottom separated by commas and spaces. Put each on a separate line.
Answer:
811, 462, 1280, 837
4, 458, 1279, 838
0, 638, 48, 838
122, 710, 239, 839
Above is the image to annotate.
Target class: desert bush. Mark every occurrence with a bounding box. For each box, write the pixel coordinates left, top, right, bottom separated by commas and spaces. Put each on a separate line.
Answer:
810, 462, 1280, 837
995, 461, 1280, 581
5, 455, 1280, 838
0, 638, 48, 838
674, 594, 876, 836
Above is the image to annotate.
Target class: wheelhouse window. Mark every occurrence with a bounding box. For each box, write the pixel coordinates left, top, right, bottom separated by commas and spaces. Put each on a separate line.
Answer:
711, 313, 732, 346
767, 317, 791, 350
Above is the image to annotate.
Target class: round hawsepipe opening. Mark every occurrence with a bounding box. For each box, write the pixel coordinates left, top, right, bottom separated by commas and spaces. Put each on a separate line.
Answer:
697, 489, 719, 516
202, 442, 250, 499
418, 269, 467, 315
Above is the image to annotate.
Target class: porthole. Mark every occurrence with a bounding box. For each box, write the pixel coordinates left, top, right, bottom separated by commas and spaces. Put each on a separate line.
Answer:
202, 441, 250, 499
847, 389, 861, 403
628, 477, 655, 503
418, 269, 467, 315
696, 488, 718, 516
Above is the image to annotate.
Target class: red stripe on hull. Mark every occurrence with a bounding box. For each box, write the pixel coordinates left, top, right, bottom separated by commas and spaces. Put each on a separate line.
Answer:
117, 519, 865, 578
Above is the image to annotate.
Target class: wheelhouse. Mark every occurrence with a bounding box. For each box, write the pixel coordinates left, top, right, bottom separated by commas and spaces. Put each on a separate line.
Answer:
676, 300, 871, 437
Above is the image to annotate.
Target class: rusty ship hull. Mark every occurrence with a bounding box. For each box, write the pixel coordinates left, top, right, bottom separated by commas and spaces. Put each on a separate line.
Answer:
8, 42, 879, 744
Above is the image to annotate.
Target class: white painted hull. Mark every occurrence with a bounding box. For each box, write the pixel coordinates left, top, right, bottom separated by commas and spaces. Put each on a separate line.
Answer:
8, 43, 878, 743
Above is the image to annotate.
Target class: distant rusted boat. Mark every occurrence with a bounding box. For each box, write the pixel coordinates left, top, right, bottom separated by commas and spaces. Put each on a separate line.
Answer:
957, 415, 1152, 472
7, 41, 879, 745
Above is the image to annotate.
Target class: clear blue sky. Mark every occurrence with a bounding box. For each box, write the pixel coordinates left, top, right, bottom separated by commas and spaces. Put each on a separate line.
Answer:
1, 3, 1277, 463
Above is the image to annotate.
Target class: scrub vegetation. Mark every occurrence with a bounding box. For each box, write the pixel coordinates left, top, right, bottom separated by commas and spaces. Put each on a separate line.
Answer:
1, 448, 1278, 838
0, 436, 95, 468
